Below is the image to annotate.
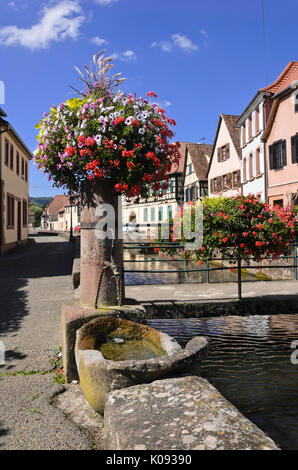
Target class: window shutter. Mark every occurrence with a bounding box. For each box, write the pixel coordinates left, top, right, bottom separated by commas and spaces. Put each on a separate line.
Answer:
282, 140, 287, 167
226, 144, 230, 160
217, 148, 221, 162
291, 135, 297, 163
269, 145, 274, 170
195, 185, 198, 200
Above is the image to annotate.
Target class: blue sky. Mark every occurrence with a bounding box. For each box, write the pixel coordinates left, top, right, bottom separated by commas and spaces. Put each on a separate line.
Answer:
0, 0, 297, 197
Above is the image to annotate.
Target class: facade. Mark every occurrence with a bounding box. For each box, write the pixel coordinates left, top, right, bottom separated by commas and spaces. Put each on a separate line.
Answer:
183, 143, 212, 202
237, 92, 268, 201
122, 141, 187, 233
261, 62, 298, 208
207, 114, 241, 197
0, 107, 32, 254
57, 202, 81, 231
43, 195, 69, 231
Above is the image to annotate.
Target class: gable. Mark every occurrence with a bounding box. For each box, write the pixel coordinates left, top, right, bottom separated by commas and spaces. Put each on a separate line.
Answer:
208, 115, 241, 178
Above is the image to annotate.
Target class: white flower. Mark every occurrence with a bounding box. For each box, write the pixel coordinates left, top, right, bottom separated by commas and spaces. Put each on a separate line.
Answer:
119, 109, 125, 116
125, 116, 133, 125
95, 134, 102, 146
113, 111, 119, 118
139, 128, 145, 135
120, 138, 126, 145
136, 114, 143, 121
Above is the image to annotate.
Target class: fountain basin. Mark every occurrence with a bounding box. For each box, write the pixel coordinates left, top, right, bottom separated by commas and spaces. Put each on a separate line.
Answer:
75, 316, 208, 414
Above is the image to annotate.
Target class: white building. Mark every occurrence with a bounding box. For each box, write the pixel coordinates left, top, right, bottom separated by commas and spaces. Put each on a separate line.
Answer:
183, 143, 212, 202
237, 92, 270, 201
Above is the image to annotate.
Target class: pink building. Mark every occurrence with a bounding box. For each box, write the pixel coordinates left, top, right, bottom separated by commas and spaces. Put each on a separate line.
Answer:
207, 114, 241, 197
261, 61, 298, 208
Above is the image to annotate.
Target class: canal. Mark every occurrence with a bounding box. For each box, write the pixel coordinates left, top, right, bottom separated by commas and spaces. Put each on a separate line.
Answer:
125, 253, 298, 450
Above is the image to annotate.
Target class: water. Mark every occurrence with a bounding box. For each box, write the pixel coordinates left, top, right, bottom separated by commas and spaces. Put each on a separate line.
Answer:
100, 338, 166, 361
148, 314, 298, 450
124, 252, 246, 285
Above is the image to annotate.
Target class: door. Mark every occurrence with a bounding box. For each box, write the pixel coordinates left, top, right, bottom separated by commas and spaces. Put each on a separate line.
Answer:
17, 201, 21, 242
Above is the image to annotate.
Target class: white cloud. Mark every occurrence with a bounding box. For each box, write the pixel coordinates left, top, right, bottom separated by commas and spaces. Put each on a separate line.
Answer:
91, 36, 108, 46
94, 0, 119, 5
200, 29, 208, 39
151, 40, 172, 52
151, 34, 198, 54
0, 0, 85, 50
111, 50, 136, 61
171, 33, 198, 53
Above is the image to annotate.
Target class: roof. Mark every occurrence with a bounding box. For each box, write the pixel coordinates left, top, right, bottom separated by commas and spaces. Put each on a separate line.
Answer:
185, 143, 213, 180
47, 195, 70, 215
221, 114, 241, 156
207, 114, 240, 176
0, 118, 33, 159
0, 107, 7, 117
260, 61, 298, 94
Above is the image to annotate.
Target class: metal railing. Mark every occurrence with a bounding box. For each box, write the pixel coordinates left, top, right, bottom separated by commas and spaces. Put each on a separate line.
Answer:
123, 223, 298, 301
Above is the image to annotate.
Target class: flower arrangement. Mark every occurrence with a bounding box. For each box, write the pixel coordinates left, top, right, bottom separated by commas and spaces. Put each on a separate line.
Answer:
34, 52, 180, 199
165, 194, 296, 264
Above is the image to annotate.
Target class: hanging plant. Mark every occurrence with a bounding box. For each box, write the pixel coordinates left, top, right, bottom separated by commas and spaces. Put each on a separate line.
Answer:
34, 51, 180, 201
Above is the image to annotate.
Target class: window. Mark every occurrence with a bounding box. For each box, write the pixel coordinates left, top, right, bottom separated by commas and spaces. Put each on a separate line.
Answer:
243, 157, 247, 181
16, 152, 20, 175
291, 134, 298, 163
4, 139, 9, 166
217, 144, 230, 162
143, 208, 148, 222
295, 94, 298, 113
190, 185, 196, 201
25, 162, 28, 182
151, 207, 155, 222
169, 179, 173, 193
242, 125, 246, 147
158, 207, 163, 222
188, 164, 193, 175
232, 170, 241, 188
21, 158, 25, 179
248, 115, 252, 140
200, 181, 208, 197
255, 106, 260, 134
269, 140, 287, 170
23, 200, 28, 227
7, 195, 14, 228
10, 144, 14, 170
184, 188, 188, 202
214, 176, 222, 192
223, 173, 232, 191
273, 199, 283, 208
256, 148, 261, 175
249, 153, 253, 179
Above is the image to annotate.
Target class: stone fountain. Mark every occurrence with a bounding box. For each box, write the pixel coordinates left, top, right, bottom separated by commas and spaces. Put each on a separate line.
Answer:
75, 316, 208, 414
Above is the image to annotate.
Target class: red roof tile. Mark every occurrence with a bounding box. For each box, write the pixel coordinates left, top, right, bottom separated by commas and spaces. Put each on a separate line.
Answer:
47, 195, 70, 215
260, 61, 298, 94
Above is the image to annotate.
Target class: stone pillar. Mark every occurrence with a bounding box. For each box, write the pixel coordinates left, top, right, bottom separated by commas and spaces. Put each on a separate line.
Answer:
80, 181, 124, 307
